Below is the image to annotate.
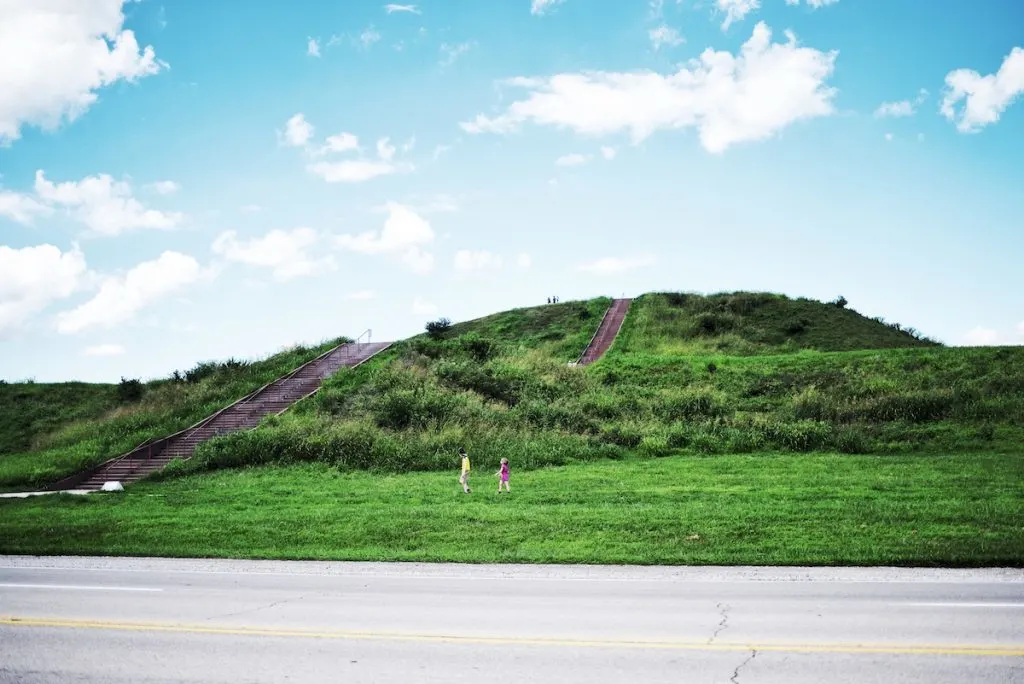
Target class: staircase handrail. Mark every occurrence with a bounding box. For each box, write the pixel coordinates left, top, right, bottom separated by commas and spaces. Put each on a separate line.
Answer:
575, 303, 614, 365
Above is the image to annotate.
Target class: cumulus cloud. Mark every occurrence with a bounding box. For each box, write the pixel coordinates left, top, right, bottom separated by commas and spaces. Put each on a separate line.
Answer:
517, 253, 533, 268
146, 180, 180, 195
385, 4, 421, 14
35, 171, 183, 237
454, 250, 503, 272
83, 343, 125, 357
318, 132, 360, 156
0, 243, 87, 335
335, 203, 435, 274
0, 0, 165, 145
717, 0, 760, 31
555, 153, 591, 167
941, 47, 1024, 133
578, 254, 657, 274
308, 158, 413, 183
307, 37, 321, 57
649, 25, 684, 50
56, 251, 202, 334
212, 227, 335, 282
964, 326, 999, 346
281, 113, 314, 147
461, 22, 838, 154
874, 89, 928, 119
600, 146, 617, 160
376, 137, 396, 161
531, 0, 565, 15
0, 189, 53, 225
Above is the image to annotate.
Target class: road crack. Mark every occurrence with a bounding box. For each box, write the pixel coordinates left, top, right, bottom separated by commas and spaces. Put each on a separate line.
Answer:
729, 649, 757, 684
206, 592, 315, 621
708, 602, 730, 643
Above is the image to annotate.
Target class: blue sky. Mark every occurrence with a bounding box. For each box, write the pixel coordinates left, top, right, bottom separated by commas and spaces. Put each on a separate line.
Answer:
1, 0, 1022, 383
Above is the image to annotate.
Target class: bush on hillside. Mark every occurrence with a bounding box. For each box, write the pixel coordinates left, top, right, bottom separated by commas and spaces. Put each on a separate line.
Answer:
425, 318, 453, 340
117, 377, 145, 403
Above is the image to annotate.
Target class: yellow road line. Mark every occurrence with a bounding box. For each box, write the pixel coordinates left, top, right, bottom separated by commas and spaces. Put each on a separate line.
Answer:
1, 616, 1022, 657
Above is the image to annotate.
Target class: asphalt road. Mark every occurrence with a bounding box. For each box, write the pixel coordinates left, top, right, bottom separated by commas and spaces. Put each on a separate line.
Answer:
0, 557, 1022, 683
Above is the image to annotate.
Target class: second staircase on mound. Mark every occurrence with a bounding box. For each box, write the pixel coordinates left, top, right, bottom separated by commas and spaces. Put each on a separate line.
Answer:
577, 298, 631, 366
72, 342, 391, 490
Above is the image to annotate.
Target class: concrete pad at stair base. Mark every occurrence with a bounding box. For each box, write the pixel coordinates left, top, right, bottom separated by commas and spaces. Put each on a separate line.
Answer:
101, 481, 125, 492
0, 489, 92, 499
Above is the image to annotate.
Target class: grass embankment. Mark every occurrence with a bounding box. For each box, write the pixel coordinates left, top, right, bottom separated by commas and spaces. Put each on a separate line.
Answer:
1, 453, 1020, 566
0, 339, 346, 491
178, 293, 1024, 477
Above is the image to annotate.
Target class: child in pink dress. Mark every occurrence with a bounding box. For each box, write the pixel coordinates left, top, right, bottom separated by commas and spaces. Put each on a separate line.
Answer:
496, 457, 510, 493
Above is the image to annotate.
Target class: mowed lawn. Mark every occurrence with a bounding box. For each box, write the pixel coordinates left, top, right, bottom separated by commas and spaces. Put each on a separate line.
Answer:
1, 453, 1021, 566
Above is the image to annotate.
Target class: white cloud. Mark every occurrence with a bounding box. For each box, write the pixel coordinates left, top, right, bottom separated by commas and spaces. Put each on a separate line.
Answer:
454, 250, 503, 272
433, 144, 451, 160
0, 0, 165, 145
785, 0, 839, 6
335, 203, 435, 274
308, 158, 413, 183
440, 42, 473, 67
146, 180, 180, 195
307, 37, 321, 57
578, 254, 657, 274
319, 132, 360, 155
412, 296, 437, 315
83, 343, 125, 357
0, 189, 53, 225
401, 136, 416, 153
376, 136, 396, 161
359, 27, 381, 49
35, 171, 184, 237
717, 0, 759, 31
212, 227, 335, 282
56, 251, 201, 334
964, 326, 999, 346
884, 132, 893, 141
941, 47, 1024, 133
600, 146, 617, 160
385, 4, 421, 14
555, 153, 591, 167
517, 253, 533, 268
531, 0, 565, 15
282, 113, 314, 147
649, 25, 684, 50
346, 290, 375, 300
0, 244, 86, 335
874, 89, 928, 118
461, 23, 837, 154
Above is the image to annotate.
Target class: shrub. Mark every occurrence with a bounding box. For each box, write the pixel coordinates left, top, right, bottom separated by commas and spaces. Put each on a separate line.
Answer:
831, 295, 848, 309
664, 292, 689, 308
116, 377, 144, 403
658, 388, 728, 421
459, 333, 497, 362
425, 318, 453, 340
694, 313, 735, 336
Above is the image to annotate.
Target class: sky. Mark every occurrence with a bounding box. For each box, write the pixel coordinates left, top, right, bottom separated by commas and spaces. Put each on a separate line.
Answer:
1, 0, 1022, 383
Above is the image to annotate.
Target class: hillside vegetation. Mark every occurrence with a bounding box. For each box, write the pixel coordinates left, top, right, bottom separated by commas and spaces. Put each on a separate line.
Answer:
0, 339, 345, 491
2, 291, 1022, 567
176, 292, 1023, 478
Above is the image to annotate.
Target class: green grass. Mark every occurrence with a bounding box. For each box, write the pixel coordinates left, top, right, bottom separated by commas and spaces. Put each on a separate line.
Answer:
0, 339, 346, 492
614, 292, 938, 356
0, 382, 118, 456
1, 453, 1020, 566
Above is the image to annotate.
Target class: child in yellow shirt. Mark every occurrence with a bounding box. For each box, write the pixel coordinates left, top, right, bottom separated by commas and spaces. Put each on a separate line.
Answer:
458, 447, 471, 493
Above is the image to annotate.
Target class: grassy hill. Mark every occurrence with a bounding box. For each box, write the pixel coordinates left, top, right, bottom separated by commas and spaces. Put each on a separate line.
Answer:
1, 291, 1022, 566
0, 339, 345, 491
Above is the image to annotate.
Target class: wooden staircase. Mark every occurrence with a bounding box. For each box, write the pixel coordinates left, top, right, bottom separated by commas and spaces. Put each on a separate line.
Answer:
576, 298, 631, 366
49, 341, 391, 492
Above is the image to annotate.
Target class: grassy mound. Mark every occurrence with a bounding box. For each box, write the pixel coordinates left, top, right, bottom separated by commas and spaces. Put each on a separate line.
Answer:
615, 292, 938, 356
0, 339, 345, 491
176, 294, 1022, 479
